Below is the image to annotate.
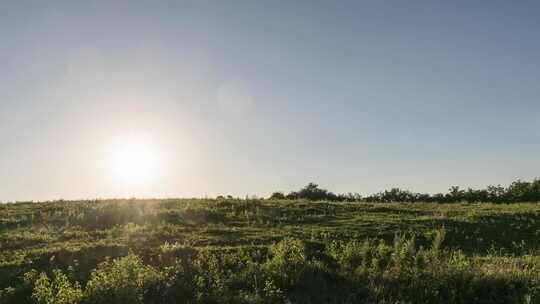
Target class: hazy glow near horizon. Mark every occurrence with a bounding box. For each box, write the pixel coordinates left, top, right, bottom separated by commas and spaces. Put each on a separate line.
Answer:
109, 141, 160, 186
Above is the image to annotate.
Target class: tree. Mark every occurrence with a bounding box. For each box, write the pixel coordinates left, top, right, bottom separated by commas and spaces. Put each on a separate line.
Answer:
269, 192, 286, 200
296, 183, 338, 201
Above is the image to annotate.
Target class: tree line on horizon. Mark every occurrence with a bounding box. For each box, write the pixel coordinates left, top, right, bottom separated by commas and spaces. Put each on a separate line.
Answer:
269, 178, 540, 203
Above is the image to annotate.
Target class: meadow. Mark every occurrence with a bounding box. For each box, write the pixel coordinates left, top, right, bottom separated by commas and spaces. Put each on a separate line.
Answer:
2, 198, 540, 303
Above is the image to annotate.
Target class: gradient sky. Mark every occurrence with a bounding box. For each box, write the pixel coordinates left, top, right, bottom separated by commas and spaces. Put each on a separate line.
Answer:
1, 1, 539, 201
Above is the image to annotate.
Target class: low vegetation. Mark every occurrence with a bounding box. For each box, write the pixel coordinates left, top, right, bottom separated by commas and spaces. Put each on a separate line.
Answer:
1, 197, 540, 303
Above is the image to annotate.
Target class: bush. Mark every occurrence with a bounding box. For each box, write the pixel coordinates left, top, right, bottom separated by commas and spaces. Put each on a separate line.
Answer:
83, 254, 164, 304
264, 237, 307, 288
30, 269, 82, 304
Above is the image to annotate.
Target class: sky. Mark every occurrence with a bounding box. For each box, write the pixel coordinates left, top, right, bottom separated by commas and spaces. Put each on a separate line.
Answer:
1, 1, 539, 201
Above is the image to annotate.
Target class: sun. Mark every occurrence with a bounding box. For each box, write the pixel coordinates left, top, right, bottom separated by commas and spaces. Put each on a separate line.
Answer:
109, 142, 160, 185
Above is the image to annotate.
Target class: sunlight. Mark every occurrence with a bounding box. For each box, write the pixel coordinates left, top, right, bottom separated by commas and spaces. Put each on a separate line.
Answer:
109, 141, 160, 185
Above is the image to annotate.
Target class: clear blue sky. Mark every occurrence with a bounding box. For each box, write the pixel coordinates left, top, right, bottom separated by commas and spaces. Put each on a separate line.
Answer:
1, 1, 539, 201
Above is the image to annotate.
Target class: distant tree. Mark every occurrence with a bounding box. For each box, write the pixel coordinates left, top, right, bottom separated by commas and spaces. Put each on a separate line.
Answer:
269, 192, 286, 200
270, 177, 540, 203
531, 179, 540, 201
338, 192, 362, 202
286, 191, 299, 200
448, 186, 465, 202
295, 183, 339, 201
416, 193, 431, 202
432, 193, 445, 202
372, 188, 415, 202
486, 185, 506, 203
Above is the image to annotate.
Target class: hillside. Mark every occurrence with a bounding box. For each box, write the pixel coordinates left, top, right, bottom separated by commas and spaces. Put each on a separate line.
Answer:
2, 199, 540, 303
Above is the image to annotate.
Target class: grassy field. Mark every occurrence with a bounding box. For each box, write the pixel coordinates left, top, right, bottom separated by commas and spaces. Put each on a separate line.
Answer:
2, 199, 540, 303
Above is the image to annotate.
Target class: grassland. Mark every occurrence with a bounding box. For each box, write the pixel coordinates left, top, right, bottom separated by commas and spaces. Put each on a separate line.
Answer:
2, 199, 540, 303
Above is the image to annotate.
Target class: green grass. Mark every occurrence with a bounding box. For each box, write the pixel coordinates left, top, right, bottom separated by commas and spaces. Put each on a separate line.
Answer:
2, 199, 540, 303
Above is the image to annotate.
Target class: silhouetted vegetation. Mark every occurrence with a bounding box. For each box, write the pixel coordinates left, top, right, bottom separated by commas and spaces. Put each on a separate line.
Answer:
274, 183, 361, 202
272, 178, 540, 203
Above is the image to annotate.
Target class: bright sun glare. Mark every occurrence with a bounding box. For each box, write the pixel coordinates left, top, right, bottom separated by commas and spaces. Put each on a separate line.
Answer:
109, 142, 159, 185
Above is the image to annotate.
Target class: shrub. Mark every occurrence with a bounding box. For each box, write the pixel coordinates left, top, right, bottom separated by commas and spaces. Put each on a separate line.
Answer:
83, 254, 163, 304
327, 238, 374, 273
31, 269, 82, 304
264, 237, 307, 288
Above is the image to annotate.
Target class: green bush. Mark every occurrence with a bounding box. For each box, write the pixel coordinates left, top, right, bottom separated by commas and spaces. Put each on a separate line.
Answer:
264, 237, 307, 288
83, 254, 163, 304
28, 269, 82, 304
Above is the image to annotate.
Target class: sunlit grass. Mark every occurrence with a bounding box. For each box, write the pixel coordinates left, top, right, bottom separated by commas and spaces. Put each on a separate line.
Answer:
2, 199, 540, 303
